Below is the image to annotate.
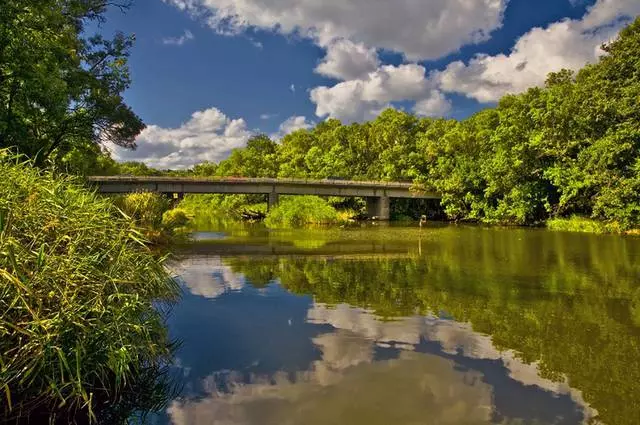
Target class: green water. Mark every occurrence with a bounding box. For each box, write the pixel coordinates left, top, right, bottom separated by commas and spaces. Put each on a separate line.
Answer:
161, 224, 640, 424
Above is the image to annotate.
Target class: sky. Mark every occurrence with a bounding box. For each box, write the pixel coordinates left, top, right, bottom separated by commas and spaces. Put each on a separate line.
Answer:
98, 0, 640, 169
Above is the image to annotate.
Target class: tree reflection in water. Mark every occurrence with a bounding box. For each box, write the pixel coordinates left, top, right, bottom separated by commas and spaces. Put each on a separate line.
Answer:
167, 226, 640, 425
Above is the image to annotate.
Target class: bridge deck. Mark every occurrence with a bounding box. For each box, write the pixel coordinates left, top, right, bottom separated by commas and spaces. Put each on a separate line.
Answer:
87, 176, 440, 199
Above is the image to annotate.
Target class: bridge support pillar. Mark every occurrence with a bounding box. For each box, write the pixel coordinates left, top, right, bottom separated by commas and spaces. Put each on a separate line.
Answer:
366, 196, 390, 220
268, 192, 279, 211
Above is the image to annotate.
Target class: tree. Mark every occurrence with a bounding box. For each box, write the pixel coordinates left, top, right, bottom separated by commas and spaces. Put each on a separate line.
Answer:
0, 0, 144, 166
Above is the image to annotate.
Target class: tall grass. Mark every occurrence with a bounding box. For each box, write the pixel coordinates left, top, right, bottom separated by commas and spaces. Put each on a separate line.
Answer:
265, 196, 340, 228
546, 216, 624, 234
0, 153, 180, 424
114, 192, 190, 245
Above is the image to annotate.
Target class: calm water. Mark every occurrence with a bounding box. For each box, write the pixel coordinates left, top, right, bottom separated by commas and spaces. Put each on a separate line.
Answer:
156, 224, 640, 425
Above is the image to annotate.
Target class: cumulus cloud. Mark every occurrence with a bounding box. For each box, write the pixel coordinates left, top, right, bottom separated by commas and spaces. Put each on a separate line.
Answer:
171, 257, 246, 299
310, 64, 447, 122
315, 39, 379, 81
163, 0, 507, 61
413, 90, 452, 117
271, 115, 313, 139
109, 107, 251, 169
435, 0, 640, 102
162, 29, 195, 46
166, 302, 597, 425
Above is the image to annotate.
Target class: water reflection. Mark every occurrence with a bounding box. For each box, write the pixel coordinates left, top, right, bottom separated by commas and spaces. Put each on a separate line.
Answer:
163, 226, 640, 425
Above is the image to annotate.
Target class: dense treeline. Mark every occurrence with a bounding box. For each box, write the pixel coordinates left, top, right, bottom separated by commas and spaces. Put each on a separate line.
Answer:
166, 18, 640, 228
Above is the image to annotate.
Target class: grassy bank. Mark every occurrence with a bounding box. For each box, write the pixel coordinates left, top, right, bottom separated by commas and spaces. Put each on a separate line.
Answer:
546, 216, 629, 235
114, 192, 190, 245
0, 155, 180, 424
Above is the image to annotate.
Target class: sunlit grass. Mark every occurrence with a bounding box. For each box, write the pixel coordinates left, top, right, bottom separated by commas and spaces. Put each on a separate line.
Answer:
546, 216, 627, 234
0, 152, 180, 423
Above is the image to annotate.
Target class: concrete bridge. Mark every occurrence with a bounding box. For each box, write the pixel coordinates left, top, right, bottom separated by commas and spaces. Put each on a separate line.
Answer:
87, 176, 440, 220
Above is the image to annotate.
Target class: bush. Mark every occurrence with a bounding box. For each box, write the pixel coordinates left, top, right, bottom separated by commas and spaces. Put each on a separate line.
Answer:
0, 154, 179, 424
265, 196, 340, 228
114, 192, 171, 230
114, 192, 190, 244
162, 208, 190, 229
547, 216, 619, 234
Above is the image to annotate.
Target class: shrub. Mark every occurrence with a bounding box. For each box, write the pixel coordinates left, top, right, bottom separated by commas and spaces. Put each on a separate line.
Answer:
265, 196, 340, 228
114, 192, 171, 230
547, 216, 617, 234
114, 193, 189, 244
162, 208, 190, 229
0, 154, 179, 424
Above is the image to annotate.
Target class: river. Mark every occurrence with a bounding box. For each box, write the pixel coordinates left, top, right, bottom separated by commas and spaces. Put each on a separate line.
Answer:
153, 224, 640, 425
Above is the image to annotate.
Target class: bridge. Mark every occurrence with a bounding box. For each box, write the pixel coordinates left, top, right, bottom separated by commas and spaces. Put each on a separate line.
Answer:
87, 176, 440, 220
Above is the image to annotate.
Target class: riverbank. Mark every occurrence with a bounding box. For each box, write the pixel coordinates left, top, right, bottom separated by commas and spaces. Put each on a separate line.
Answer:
176, 193, 640, 237
546, 216, 640, 236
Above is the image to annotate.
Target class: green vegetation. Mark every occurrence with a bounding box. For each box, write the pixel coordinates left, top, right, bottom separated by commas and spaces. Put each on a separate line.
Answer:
264, 196, 341, 228
0, 156, 179, 423
0, 0, 144, 172
546, 216, 625, 234
179, 194, 267, 220
161, 17, 640, 232
114, 192, 190, 245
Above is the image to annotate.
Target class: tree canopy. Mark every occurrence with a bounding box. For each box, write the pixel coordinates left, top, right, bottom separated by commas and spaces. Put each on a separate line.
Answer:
0, 0, 144, 167
188, 17, 640, 228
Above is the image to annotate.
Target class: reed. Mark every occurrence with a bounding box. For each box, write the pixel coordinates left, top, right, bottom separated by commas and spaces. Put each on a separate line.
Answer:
0, 152, 180, 424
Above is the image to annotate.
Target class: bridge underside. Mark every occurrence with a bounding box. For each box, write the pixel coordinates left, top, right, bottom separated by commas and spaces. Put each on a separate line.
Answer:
89, 177, 440, 221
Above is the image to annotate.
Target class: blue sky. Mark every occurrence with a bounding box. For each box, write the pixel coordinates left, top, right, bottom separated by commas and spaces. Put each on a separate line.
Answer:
99, 0, 639, 168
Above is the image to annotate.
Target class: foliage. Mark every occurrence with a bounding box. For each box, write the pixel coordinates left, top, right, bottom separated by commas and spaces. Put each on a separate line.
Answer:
0, 0, 144, 167
546, 216, 617, 234
116, 161, 163, 176
0, 153, 179, 423
265, 196, 340, 228
169, 17, 640, 230
213, 135, 279, 178
114, 192, 190, 244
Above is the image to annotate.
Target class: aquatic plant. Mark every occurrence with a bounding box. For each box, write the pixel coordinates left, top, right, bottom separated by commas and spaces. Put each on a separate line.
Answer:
0, 153, 180, 423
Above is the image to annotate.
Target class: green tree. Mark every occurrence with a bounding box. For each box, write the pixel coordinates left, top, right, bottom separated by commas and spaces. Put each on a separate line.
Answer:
0, 0, 144, 166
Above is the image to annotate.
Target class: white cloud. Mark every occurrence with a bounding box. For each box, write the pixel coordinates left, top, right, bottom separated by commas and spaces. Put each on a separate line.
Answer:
310, 64, 447, 122
162, 29, 195, 46
315, 39, 379, 81
109, 107, 251, 169
289, 84, 296, 93
260, 113, 277, 120
172, 257, 246, 299
272, 115, 313, 139
413, 90, 452, 117
163, 0, 508, 61
434, 0, 640, 102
